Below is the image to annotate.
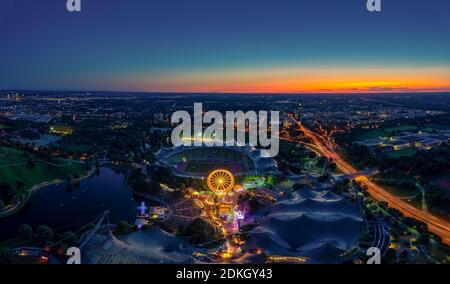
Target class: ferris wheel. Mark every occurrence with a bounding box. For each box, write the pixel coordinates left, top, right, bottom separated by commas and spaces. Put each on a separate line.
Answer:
207, 169, 235, 196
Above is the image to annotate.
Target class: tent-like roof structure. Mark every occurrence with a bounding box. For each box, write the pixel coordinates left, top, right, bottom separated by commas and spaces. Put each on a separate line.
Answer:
248, 189, 364, 263
82, 227, 197, 264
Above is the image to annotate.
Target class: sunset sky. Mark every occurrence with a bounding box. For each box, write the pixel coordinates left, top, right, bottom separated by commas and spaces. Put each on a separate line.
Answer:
1, 0, 450, 93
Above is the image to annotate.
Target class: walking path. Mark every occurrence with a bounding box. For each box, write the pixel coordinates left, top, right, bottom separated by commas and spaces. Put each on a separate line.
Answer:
0, 165, 95, 218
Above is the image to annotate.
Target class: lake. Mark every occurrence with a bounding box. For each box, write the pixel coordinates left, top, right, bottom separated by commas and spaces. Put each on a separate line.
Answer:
0, 167, 145, 241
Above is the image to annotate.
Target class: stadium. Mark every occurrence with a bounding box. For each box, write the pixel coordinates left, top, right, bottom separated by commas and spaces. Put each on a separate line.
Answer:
155, 145, 280, 179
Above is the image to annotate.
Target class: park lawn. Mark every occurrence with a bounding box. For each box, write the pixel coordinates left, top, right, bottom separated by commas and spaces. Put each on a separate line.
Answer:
386, 148, 417, 158
298, 157, 313, 167
375, 171, 413, 182
309, 157, 328, 175
374, 172, 420, 199
374, 174, 419, 199
384, 125, 417, 134
377, 183, 418, 199
0, 161, 87, 189
0, 147, 88, 190
0, 147, 28, 165
357, 129, 387, 141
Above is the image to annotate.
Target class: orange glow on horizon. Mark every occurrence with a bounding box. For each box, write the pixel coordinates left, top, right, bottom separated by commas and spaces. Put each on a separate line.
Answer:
96, 66, 450, 93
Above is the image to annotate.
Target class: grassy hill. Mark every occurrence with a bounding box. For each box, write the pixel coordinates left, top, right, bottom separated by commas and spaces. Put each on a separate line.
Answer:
0, 147, 88, 190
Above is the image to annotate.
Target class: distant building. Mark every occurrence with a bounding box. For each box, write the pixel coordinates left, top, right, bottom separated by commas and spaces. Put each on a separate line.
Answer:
111, 122, 131, 130
149, 127, 172, 134
415, 138, 443, 150
6, 113, 53, 123
283, 119, 293, 128
391, 140, 411, 150
50, 125, 73, 136
357, 131, 450, 153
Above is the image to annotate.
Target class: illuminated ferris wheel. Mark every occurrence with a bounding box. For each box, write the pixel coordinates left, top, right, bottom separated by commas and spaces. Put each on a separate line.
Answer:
207, 169, 235, 196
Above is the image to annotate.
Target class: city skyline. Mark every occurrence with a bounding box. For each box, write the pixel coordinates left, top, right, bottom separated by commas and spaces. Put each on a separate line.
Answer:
1, 0, 450, 93
2, 0, 450, 267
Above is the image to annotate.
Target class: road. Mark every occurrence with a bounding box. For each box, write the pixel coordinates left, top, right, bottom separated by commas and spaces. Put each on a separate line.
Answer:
288, 114, 450, 245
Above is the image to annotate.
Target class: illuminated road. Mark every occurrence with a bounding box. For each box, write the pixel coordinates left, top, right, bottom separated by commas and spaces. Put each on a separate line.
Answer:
288, 114, 450, 245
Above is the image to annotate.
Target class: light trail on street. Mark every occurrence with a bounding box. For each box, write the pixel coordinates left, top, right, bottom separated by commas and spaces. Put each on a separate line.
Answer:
287, 114, 450, 245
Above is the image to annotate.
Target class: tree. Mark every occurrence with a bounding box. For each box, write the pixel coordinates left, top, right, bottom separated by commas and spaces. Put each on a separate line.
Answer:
65, 173, 74, 185
248, 197, 263, 214
116, 220, 130, 235
293, 183, 307, 191
329, 162, 337, 173
57, 244, 68, 257
36, 225, 54, 243
0, 247, 12, 263
61, 231, 77, 246
184, 218, 219, 244
15, 181, 25, 192
382, 248, 397, 264
27, 158, 35, 169
171, 189, 184, 200
425, 185, 450, 217
18, 224, 33, 240
0, 182, 17, 205
417, 233, 430, 246
318, 173, 330, 182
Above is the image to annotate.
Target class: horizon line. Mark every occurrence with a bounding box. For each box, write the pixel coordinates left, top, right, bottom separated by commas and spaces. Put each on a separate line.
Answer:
2, 88, 450, 96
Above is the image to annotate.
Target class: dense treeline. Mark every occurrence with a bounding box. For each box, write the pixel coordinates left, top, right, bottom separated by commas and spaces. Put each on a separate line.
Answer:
425, 185, 450, 216
128, 168, 161, 195
380, 144, 450, 177
0, 223, 77, 263
344, 144, 380, 168
0, 182, 20, 208
182, 218, 220, 244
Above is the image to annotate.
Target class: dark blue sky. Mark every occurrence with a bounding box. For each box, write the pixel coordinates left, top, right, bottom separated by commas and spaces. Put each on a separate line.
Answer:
1, 0, 450, 93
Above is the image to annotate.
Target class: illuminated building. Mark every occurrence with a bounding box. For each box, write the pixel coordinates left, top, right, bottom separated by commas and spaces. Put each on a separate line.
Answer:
283, 119, 293, 128
50, 125, 73, 136
235, 211, 245, 220
149, 206, 169, 219
218, 203, 232, 217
